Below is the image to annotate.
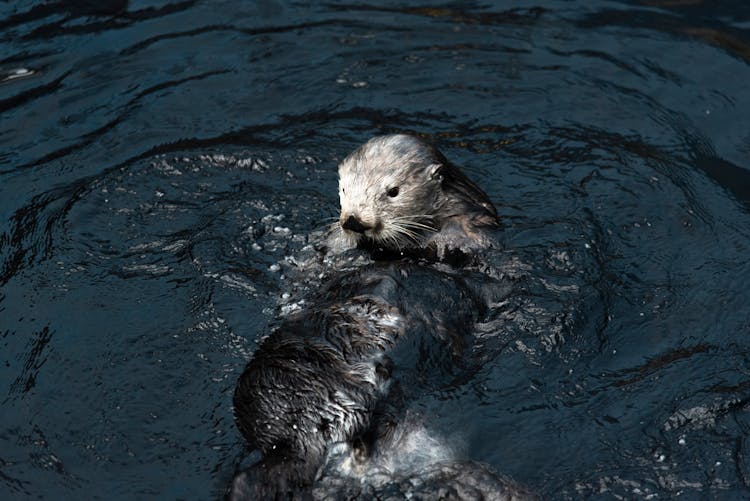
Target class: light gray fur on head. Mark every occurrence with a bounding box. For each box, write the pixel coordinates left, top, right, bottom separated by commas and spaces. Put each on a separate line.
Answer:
338, 135, 443, 249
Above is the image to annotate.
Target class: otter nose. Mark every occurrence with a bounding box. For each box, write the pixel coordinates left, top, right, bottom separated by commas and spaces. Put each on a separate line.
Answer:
341, 215, 372, 234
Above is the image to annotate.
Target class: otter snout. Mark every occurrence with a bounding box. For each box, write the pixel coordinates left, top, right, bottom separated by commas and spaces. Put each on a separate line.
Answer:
341, 215, 372, 234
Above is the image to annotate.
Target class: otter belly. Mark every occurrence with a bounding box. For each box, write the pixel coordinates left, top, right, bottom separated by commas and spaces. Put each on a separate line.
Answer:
232, 263, 490, 498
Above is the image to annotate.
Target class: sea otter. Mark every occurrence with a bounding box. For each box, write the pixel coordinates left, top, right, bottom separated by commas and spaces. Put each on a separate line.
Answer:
229, 137, 528, 499
328, 134, 500, 260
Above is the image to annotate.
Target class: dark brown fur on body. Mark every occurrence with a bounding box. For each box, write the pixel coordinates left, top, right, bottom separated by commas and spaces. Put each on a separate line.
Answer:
231, 264, 489, 499
232, 297, 399, 500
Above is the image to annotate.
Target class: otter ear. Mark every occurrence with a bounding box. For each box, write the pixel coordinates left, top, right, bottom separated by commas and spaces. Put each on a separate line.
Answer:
426, 163, 443, 181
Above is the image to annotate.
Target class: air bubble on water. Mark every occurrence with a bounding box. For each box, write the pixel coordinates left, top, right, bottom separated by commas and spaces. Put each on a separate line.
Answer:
262, 214, 285, 224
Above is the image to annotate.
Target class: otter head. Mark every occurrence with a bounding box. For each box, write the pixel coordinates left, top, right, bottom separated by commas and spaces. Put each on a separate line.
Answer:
337, 135, 445, 250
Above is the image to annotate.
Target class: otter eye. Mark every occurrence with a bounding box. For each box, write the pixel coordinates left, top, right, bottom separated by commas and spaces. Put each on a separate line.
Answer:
387, 187, 399, 198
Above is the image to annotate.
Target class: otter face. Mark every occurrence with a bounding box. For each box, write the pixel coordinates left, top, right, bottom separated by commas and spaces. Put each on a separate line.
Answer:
338, 135, 444, 250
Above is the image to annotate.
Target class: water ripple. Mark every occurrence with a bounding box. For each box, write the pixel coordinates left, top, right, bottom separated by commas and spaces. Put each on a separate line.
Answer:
2, 0, 750, 498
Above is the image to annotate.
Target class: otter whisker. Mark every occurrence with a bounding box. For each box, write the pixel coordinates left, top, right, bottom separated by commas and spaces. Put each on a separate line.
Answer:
387, 216, 438, 233
394, 224, 423, 240
378, 229, 402, 249
389, 217, 436, 226
395, 221, 438, 232
389, 214, 436, 219
383, 231, 404, 250
385, 220, 438, 238
385, 223, 424, 247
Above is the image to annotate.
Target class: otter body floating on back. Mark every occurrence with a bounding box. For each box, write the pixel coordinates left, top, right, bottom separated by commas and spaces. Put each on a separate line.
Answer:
231, 264, 491, 499
330, 134, 500, 260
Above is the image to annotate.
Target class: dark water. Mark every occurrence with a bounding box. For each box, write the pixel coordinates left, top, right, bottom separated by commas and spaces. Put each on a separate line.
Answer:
2, 0, 750, 499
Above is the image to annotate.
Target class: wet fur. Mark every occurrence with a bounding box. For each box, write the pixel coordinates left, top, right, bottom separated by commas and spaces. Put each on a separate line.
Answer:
333, 135, 500, 259
230, 137, 510, 498
232, 264, 489, 499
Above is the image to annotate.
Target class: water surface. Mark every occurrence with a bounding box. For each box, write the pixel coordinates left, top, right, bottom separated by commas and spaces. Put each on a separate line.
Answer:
2, 0, 750, 498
